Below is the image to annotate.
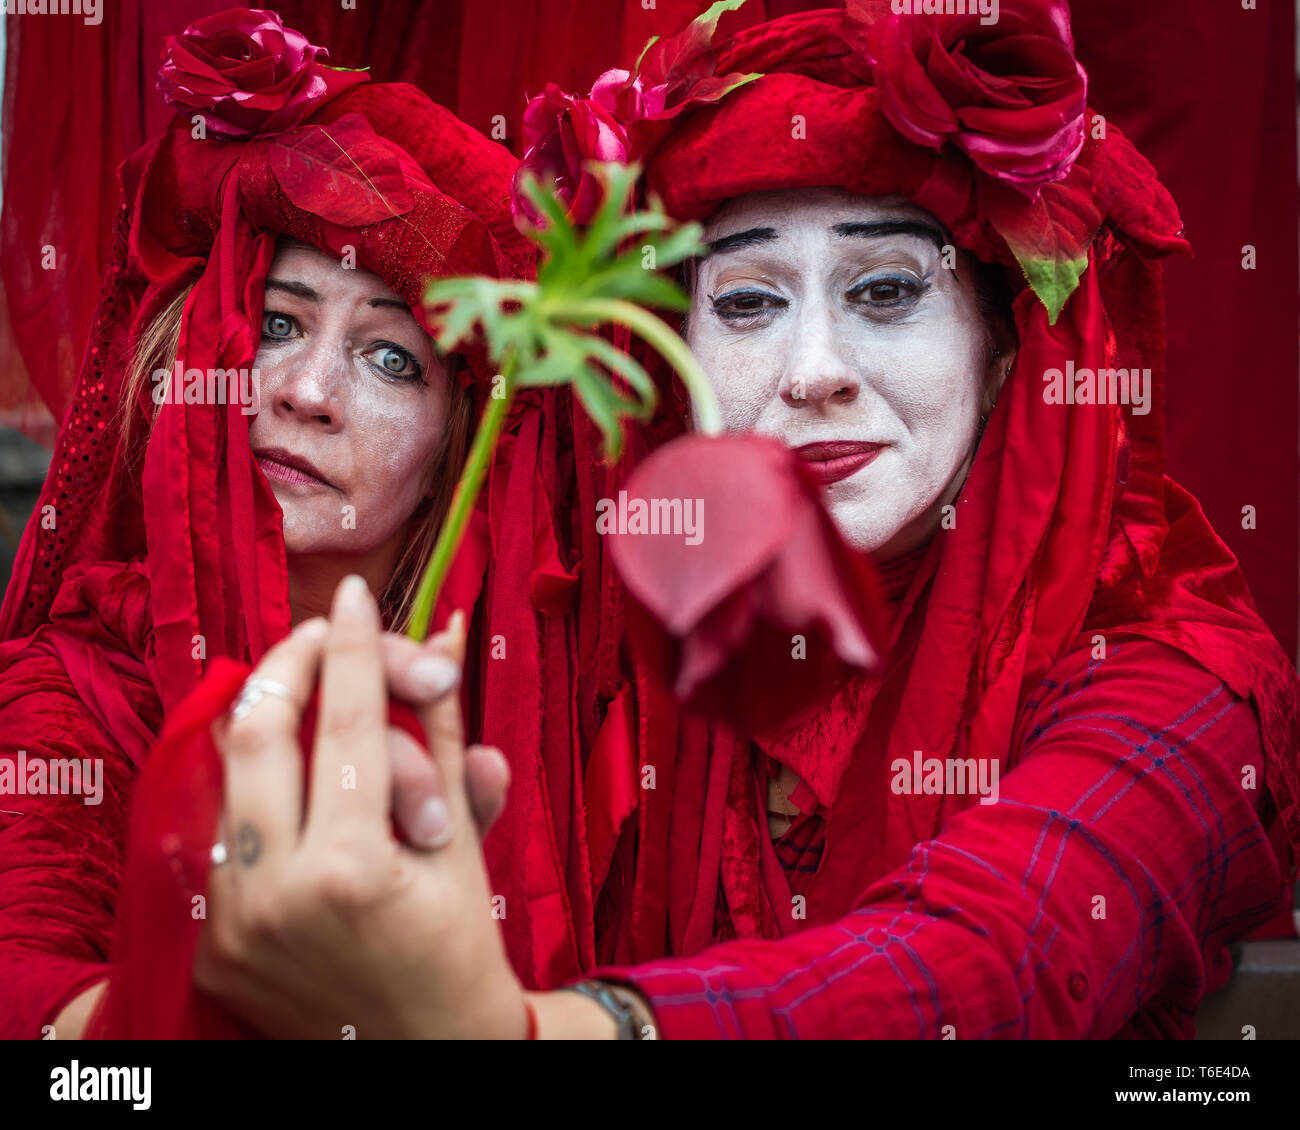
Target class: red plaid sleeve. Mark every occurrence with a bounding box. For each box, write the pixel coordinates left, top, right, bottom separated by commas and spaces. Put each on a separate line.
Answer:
592, 638, 1291, 1038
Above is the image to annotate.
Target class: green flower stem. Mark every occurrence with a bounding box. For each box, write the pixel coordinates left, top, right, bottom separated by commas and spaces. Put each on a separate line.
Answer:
562, 298, 722, 436
406, 362, 516, 641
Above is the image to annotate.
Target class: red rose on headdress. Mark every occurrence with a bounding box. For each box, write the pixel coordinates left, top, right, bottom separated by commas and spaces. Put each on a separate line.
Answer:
157, 7, 366, 140
589, 68, 664, 122
594, 0, 762, 158
859, 0, 1087, 198
513, 2, 761, 223
512, 83, 630, 225
607, 433, 887, 738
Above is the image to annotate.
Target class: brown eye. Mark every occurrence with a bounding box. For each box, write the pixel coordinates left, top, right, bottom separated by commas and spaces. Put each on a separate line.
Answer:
711, 289, 787, 322
848, 275, 924, 308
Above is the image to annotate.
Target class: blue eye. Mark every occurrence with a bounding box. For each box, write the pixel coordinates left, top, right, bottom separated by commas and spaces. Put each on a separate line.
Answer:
262, 311, 296, 339
363, 342, 423, 382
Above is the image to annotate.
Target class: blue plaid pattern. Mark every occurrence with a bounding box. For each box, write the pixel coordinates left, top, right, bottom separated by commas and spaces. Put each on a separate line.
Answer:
594, 638, 1289, 1039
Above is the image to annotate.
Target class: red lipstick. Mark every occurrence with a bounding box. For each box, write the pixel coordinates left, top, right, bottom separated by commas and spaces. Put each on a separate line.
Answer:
254, 447, 334, 488
795, 440, 884, 486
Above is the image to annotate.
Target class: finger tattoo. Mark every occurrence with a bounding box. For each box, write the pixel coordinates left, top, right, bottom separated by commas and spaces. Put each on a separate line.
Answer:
236, 822, 263, 866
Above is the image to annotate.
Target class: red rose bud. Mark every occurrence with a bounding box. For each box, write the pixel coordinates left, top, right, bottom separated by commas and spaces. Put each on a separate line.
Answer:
607, 433, 889, 738
157, 7, 367, 140
512, 84, 629, 225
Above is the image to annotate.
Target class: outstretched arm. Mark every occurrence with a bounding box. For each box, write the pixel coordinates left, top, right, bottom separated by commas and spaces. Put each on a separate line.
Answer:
587, 639, 1291, 1039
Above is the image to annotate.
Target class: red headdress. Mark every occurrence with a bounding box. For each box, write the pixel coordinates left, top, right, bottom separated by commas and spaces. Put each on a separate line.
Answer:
517, 0, 1300, 965
0, 8, 597, 1036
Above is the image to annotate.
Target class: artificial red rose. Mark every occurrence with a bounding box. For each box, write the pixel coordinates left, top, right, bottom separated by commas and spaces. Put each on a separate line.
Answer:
515, 2, 762, 221
512, 83, 629, 225
589, 68, 666, 122
859, 0, 1087, 198
607, 433, 888, 738
591, 0, 761, 160
156, 7, 367, 140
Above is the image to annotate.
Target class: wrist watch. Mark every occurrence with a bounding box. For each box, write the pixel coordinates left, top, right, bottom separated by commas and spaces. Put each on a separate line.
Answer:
560, 979, 654, 1040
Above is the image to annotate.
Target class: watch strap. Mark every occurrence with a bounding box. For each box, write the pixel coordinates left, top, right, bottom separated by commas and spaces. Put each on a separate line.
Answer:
559, 979, 643, 1040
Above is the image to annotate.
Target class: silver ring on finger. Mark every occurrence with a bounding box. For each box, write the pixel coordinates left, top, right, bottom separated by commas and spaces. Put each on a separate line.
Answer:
229, 676, 297, 722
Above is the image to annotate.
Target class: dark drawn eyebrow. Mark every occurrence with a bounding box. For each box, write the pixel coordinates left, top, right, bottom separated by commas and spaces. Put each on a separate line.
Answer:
705, 220, 948, 260
264, 278, 410, 313
705, 227, 779, 256
831, 220, 948, 253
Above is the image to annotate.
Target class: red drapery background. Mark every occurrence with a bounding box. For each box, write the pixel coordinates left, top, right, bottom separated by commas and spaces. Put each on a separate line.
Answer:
2, 0, 1296, 665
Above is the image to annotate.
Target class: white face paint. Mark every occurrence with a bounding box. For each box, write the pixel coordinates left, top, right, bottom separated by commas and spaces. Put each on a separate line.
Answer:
686, 188, 1010, 558
247, 244, 450, 564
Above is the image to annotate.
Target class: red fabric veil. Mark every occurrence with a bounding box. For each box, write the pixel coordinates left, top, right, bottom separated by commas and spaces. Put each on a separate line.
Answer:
541, 2, 1300, 962
0, 11, 609, 1036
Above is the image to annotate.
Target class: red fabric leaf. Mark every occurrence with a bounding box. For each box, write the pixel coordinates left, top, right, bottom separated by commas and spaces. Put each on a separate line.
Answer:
980, 168, 1101, 321
268, 113, 419, 226
1084, 127, 1190, 257
640, 0, 744, 89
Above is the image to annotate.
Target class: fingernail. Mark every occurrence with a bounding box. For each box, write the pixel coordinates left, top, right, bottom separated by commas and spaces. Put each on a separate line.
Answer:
447, 609, 466, 642
295, 617, 328, 640
410, 655, 461, 699
335, 574, 373, 618
412, 797, 452, 848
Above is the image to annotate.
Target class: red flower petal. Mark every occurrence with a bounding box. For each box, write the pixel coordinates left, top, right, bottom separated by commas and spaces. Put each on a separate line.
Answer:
609, 433, 887, 737
612, 434, 799, 635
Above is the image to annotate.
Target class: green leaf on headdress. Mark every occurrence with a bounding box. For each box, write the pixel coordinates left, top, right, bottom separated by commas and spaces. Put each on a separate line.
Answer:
634, 0, 750, 75
1016, 253, 1090, 326
979, 172, 1102, 326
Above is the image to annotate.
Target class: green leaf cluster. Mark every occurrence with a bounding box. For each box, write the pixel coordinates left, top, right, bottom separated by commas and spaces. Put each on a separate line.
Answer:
423, 161, 707, 458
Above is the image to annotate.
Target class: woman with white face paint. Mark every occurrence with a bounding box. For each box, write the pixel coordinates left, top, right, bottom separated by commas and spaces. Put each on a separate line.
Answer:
187, 1, 1296, 1041
683, 187, 1017, 560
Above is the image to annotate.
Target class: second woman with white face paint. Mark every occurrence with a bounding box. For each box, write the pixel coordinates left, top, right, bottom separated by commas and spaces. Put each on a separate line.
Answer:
36, 2, 1298, 1045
